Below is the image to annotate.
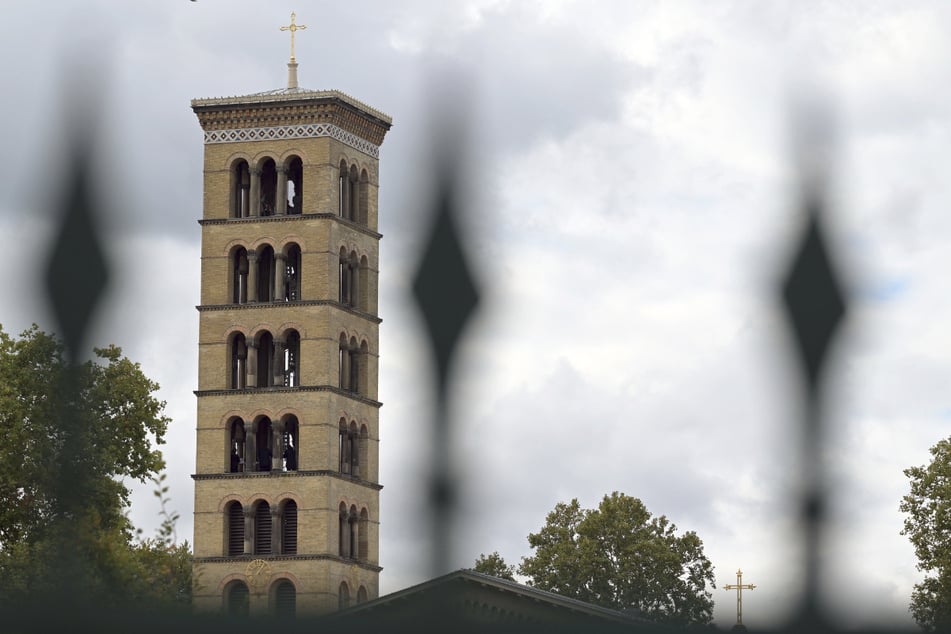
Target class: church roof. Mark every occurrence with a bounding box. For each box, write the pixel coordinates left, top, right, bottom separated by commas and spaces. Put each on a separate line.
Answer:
331, 569, 660, 629
190, 87, 392, 127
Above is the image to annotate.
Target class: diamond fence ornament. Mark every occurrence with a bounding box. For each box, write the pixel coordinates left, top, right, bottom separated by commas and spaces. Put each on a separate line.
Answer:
779, 121, 849, 631
781, 200, 846, 393
35, 94, 113, 618
412, 130, 480, 580
43, 134, 110, 364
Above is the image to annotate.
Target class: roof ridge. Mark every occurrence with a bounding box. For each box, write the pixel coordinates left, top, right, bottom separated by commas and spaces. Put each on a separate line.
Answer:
190, 88, 392, 125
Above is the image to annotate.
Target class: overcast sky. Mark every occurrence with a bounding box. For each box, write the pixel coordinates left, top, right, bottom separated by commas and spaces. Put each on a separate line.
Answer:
2, 1, 951, 629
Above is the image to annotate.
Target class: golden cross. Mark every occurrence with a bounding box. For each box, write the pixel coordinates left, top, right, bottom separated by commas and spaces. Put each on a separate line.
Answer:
724, 568, 756, 626
280, 12, 307, 63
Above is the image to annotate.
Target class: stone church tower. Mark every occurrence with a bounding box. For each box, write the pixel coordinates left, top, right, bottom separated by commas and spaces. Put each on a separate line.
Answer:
189, 27, 391, 616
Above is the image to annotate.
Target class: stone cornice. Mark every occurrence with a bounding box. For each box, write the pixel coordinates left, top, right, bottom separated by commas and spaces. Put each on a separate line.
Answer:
191, 470, 383, 491
197, 212, 382, 240
195, 299, 382, 325
192, 552, 382, 573
191, 89, 391, 147
192, 88, 391, 125
202, 122, 381, 158
193, 385, 382, 408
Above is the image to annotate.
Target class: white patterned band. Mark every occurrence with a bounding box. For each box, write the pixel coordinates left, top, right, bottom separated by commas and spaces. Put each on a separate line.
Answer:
203, 122, 379, 158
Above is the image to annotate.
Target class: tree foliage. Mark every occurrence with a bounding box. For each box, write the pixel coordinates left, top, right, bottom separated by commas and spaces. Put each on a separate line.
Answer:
518, 492, 716, 625
0, 324, 187, 610
473, 551, 516, 581
901, 436, 951, 630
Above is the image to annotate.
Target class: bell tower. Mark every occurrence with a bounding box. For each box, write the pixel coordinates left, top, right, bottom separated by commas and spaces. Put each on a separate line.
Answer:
189, 23, 392, 616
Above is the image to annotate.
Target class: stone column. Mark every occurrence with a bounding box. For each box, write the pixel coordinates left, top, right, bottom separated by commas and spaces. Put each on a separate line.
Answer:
240, 178, 250, 218
246, 340, 258, 388
276, 166, 288, 215
351, 262, 360, 310
247, 250, 259, 302
246, 421, 257, 472
351, 434, 360, 478
236, 344, 247, 389
272, 337, 285, 387
238, 258, 248, 304
273, 421, 285, 471
249, 167, 262, 217
243, 507, 254, 555
270, 507, 282, 555
274, 253, 286, 302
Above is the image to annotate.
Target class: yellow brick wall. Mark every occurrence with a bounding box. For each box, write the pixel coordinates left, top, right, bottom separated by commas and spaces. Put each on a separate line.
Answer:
194, 391, 379, 476
193, 107, 386, 616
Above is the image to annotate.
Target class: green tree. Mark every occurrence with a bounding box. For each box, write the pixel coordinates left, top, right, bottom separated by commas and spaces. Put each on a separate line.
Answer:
0, 324, 180, 609
901, 436, 951, 630
519, 492, 716, 625
473, 551, 516, 581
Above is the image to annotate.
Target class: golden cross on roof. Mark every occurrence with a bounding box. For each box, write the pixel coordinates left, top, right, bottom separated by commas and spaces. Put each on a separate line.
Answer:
280, 12, 307, 63
724, 568, 756, 627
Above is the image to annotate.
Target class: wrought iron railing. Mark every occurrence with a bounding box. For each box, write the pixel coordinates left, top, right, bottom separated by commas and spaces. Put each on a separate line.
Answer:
0, 68, 921, 634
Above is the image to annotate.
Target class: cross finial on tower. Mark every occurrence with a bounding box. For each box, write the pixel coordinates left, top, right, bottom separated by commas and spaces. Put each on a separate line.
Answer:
280, 12, 307, 63
280, 12, 307, 89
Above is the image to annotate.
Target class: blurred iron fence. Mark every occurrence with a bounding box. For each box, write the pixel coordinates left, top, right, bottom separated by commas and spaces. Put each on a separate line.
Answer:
0, 65, 918, 634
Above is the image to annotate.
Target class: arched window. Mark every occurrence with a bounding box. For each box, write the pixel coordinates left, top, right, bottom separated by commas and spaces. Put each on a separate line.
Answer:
359, 424, 369, 478
256, 245, 275, 302
260, 158, 277, 217
230, 160, 250, 219
284, 244, 301, 301
358, 340, 369, 396
338, 247, 351, 306
357, 586, 368, 604
348, 505, 358, 560
226, 501, 244, 556
256, 332, 274, 388
231, 247, 249, 304
255, 417, 273, 472
358, 255, 369, 311
286, 156, 303, 215
338, 160, 349, 218
254, 501, 272, 554
358, 508, 369, 560
228, 418, 246, 473
349, 165, 359, 222
349, 337, 360, 394
338, 582, 350, 610
347, 251, 360, 308
338, 419, 350, 475
358, 169, 369, 225
338, 334, 350, 391
283, 330, 300, 387
282, 416, 299, 471
339, 420, 360, 477
281, 500, 297, 555
229, 333, 247, 390
226, 581, 250, 617
349, 422, 360, 477
338, 502, 350, 558
273, 580, 296, 619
